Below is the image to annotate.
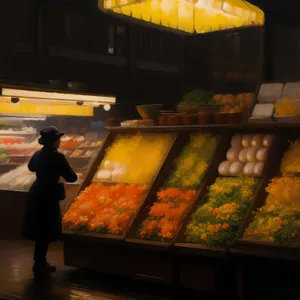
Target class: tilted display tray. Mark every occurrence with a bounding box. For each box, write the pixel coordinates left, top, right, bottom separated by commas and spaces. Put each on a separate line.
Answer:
175, 132, 283, 257
233, 132, 300, 261
63, 131, 179, 241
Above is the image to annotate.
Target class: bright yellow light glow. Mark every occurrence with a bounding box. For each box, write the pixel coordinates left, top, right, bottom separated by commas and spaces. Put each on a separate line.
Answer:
99, 0, 264, 33
0, 103, 94, 117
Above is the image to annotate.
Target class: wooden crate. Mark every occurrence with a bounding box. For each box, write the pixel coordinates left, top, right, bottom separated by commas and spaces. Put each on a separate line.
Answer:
174, 131, 284, 293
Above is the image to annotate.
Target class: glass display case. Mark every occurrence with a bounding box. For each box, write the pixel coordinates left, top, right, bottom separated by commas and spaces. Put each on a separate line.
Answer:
0, 84, 115, 239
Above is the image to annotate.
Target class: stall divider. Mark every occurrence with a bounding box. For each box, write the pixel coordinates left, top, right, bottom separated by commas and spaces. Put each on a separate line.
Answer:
125, 132, 232, 250
124, 132, 190, 249
118, 132, 184, 242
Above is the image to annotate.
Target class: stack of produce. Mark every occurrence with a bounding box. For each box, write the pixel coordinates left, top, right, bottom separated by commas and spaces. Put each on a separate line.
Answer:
63, 133, 175, 236
184, 177, 259, 248
213, 93, 255, 113
63, 183, 147, 235
275, 101, 300, 117
137, 134, 219, 241
0, 127, 36, 135
244, 139, 300, 243
95, 133, 175, 184
218, 134, 273, 177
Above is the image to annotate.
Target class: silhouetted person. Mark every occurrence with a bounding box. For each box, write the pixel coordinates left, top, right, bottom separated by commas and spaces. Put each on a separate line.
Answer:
22, 126, 77, 277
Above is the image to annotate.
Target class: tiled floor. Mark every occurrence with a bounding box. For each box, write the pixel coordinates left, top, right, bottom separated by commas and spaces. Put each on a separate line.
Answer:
0, 241, 177, 300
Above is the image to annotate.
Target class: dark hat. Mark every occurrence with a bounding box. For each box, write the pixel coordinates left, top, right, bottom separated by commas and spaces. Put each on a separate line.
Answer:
38, 126, 64, 145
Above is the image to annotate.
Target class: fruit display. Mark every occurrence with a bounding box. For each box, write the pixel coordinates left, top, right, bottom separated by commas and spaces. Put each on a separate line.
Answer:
218, 134, 273, 177
258, 83, 283, 103
250, 104, 274, 119
0, 127, 36, 135
244, 139, 300, 244
184, 177, 259, 248
63, 183, 147, 235
213, 93, 255, 113
136, 134, 219, 241
275, 101, 300, 117
94, 133, 175, 184
280, 139, 300, 174
0, 163, 35, 190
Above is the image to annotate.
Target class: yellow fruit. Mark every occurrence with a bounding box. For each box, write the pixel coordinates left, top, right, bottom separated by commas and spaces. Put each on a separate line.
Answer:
227, 94, 236, 105
224, 105, 231, 113
236, 93, 246, 103
234, 105, 242, 113
239, 103, 247, 111
213, 94, 223, 103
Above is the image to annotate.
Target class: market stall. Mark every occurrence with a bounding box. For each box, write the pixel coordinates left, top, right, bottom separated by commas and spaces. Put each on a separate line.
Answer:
0, 85, 115, 239
62, 82, 300, 297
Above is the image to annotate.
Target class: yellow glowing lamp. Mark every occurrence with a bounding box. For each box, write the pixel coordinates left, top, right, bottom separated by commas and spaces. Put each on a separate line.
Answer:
99, 0, 264, 34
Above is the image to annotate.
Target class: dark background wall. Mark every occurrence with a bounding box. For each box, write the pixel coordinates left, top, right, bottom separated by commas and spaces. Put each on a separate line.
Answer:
0, 0, 299, 118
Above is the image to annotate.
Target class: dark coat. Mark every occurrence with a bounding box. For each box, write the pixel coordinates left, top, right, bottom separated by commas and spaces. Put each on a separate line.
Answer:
22, 147, 77, 242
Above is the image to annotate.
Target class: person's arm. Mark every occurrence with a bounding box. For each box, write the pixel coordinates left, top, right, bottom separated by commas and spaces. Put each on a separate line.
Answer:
60, 154, 78, 183
28, 153, 37, 172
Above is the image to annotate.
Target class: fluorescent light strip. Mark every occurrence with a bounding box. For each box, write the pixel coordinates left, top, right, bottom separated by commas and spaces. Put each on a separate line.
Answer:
2, 88, 116, 104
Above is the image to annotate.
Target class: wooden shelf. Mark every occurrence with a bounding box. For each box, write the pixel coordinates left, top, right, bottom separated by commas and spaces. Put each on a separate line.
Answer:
106, 122, 300, 133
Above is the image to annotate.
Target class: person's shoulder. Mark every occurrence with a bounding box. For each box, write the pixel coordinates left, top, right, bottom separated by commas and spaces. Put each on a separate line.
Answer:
33, 149, 42, 157
53, 149, 66, 160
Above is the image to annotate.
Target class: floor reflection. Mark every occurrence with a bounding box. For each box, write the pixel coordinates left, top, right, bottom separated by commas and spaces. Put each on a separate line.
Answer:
24, 278, 70, 300
0, 241, 172, 300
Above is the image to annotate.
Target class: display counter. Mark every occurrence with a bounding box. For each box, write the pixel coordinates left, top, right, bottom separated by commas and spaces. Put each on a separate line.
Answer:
0, 85, 115, 239
62, 123, 300, 296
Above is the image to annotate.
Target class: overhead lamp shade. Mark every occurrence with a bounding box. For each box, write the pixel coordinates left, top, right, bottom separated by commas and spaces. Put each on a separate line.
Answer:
99, 0, 264, 34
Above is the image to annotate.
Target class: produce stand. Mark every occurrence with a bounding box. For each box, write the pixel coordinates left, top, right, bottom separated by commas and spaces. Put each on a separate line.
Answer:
231, 129, 300, 299
0, 84, 114, 239
63, 129, 179, 278
62, 123, 300, 298
173, 129, 283, 296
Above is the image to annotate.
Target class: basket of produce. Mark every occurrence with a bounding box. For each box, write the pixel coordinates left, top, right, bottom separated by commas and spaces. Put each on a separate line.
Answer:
177, 89, 222, 114
274, 100, 300, 123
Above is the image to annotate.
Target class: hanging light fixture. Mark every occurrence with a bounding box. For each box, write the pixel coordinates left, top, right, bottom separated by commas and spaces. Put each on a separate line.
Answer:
99, 0, 264, 34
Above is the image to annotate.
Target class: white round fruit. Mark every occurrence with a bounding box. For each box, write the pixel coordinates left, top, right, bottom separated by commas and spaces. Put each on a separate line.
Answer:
238, 148, 248, 163
226, 147, 241, 162
243, 162, 256, 176
218, 161, 232, 176
263, 135, 273, 148
111, 169, 125, 181
256, 148, 268, 162
231, 135, 243, 147
251, 134, 264, 148
97, 170, 112, 180
246, 147, 257, 162
253, 162, 264, 177
229, 161, 244, 176
242, 135, 253, 148
103, 160, 114, 170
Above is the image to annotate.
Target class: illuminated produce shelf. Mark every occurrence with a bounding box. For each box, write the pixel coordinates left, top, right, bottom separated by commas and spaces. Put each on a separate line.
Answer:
62, 123, 300, 297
